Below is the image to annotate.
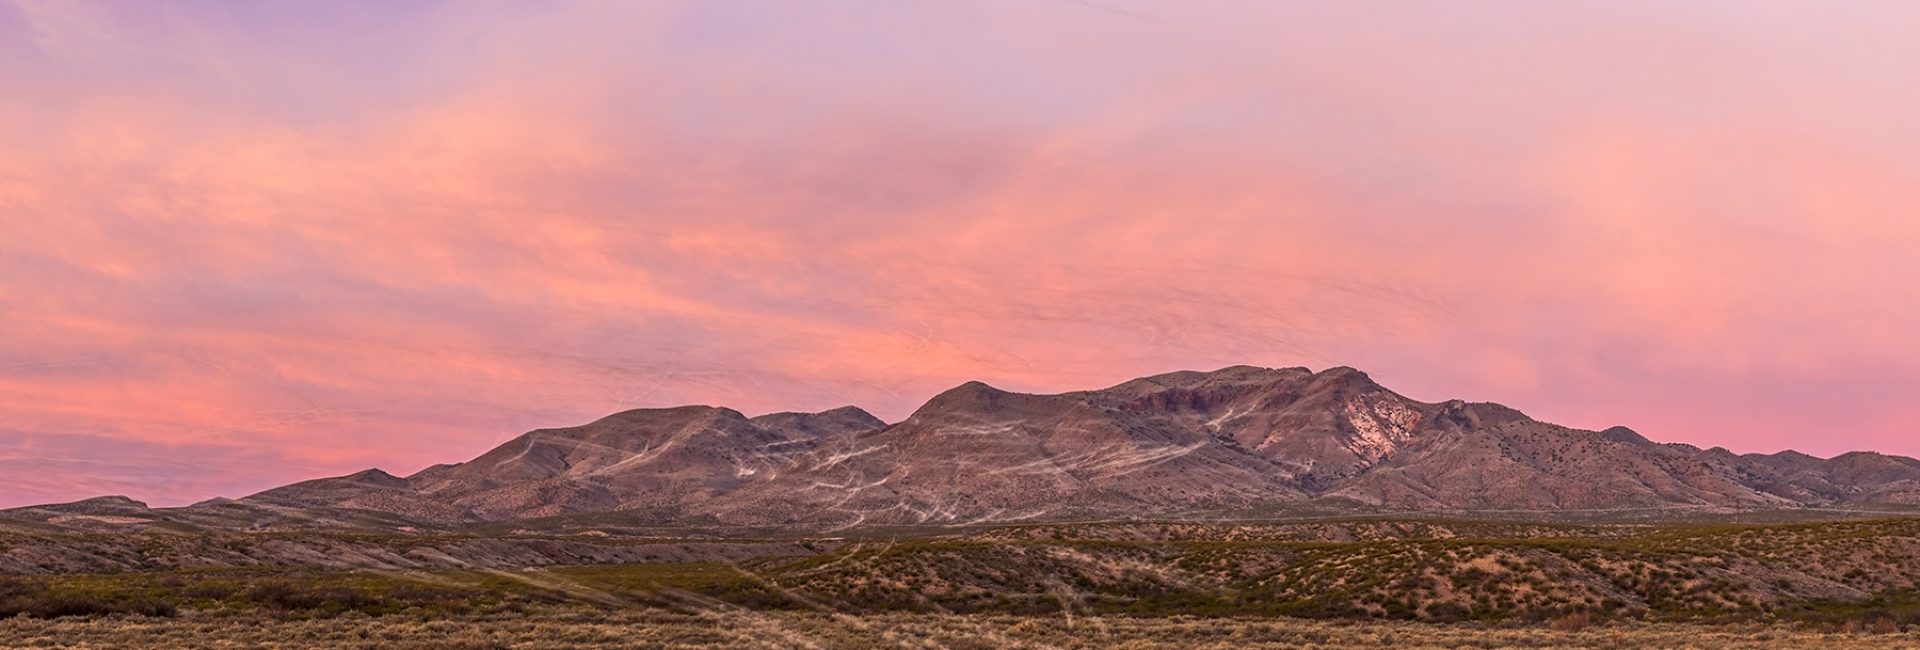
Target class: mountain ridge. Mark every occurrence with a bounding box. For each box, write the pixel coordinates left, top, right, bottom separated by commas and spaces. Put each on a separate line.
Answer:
10, 365, 1920, 532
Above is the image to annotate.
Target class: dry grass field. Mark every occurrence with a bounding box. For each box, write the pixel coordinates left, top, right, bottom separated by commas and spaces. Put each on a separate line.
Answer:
3, 608, 1919, 649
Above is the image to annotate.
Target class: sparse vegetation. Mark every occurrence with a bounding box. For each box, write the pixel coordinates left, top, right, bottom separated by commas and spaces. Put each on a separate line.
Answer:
2, 608, 1919, 649
7, 518, 1920, 646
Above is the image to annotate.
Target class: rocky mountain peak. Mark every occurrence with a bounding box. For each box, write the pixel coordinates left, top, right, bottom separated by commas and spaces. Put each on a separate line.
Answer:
913, 380, 1016, 416
1599, 426, 1653, 446
341, 468, 407, 487
750, 406, 885, 439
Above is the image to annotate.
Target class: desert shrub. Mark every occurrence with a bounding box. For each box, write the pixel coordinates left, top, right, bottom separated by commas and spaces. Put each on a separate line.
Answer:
117, 598, 179, 618
245, 581, 383, 613
0, 592, 176, 619
18, 594, 117, 618
0, 576, 27, 601
242, 581, 301, 608
381, 584, 466, 604
1550, 612, 1592, 632
0, 593, 104, 618
1424, 602, 1470, 622
184, 581, 240, 600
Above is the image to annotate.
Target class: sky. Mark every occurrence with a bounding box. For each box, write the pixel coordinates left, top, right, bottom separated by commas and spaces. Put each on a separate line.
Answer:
4, 1, 1920, 508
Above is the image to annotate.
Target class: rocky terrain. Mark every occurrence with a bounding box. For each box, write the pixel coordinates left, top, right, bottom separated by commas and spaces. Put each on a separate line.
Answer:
9, 609, 1919, 650
7, 609, 1920, 650
9, 365, 1920, 535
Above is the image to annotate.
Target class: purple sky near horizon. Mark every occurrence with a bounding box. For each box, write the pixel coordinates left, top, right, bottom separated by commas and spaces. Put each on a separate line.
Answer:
4, 1, 1920, 507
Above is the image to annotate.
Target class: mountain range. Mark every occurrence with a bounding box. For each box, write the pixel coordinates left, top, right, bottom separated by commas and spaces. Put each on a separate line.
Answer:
12, 365, 1920, 532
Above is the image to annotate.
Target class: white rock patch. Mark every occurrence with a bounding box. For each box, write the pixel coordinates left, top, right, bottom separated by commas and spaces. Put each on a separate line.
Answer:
1340, 396, 1422, 463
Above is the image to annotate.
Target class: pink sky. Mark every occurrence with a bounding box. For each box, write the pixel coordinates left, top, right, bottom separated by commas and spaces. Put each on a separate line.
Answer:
4, 1, 1920, 507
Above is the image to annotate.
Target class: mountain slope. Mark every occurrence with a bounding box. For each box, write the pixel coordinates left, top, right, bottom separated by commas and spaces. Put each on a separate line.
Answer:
1322, 420, 1796, 510
242, 405, 885, 522
19, 365, 1918, 532
708, 377, 1312, 527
